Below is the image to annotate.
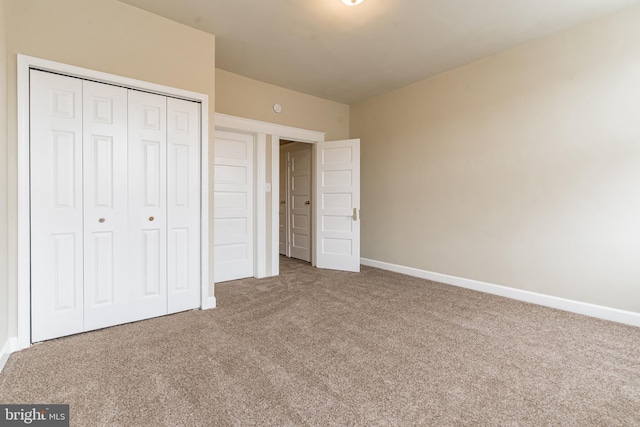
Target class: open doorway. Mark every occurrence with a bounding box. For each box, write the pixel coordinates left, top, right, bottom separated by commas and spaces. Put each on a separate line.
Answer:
279, 141, 313, 265
214, 113, 360, 282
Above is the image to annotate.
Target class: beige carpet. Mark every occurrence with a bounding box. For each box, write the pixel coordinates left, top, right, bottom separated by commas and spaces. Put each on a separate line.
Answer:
1, 258, 639, 426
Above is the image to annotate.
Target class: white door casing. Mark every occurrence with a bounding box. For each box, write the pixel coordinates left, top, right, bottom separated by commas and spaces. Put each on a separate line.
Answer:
213, 130, 255, 282
290, 146, 312, 262
315, 139, 361, 272
30, 70, 84, 342
167, 98, 201, 313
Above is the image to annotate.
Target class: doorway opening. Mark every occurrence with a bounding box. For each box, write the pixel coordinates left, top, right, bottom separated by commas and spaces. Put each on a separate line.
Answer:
279, 140, 313, 266
214, 113, 361, 282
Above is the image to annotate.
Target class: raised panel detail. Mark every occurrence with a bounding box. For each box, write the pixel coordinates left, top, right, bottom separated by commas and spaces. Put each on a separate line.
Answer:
292, 214, 309, 229
216, 138, 248, 159
322, 147, 352, 165
291, 153, 310, 172
214, 218, 247, 235
143, 229, 160, 296
143, 141, 160, 207
292, 195, 308, 209
322, 170, 352, 187
93, 135, 113, 208
52, 90, 75, 118
52, 131, 76, 209
172, 228, 189, 291
292, 234, 308, 249
93, 232, 114, 305
91, 96, 113, 124
215, 165, 247, 185
143, 106, 161, 130
292, 175, 308, 191
53, 233, 77, 311
174, 111, 189, 133
322, 238, 352, 255
214, 243, 247, 263
322, 193, 352, 209
214, 192, 247, 209
323, 216, 352, 232
174, 145, 189, 207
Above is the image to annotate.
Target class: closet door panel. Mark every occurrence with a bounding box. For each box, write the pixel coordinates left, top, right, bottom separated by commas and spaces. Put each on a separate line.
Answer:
82, 81, 131, 331
167, 98, 201, 313
30, 70, 84, 342
128, 90, 168, 319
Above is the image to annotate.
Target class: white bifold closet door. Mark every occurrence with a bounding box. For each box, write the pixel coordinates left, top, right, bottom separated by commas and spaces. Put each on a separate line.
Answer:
30, 70, 200, 342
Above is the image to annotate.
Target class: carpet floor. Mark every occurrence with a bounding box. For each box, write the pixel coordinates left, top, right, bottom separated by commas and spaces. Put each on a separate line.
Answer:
1, 257, 639, 426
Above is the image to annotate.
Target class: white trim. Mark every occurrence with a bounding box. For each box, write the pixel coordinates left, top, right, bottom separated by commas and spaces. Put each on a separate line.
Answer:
200, 97, 215, 310
255, 133, 267, 278
17, 56, 31, 350
0, 338, 18, 373
271, 136, 280, 276
215, 113, 325, 143
361, 258, 640, 328
17, 54, 211, 347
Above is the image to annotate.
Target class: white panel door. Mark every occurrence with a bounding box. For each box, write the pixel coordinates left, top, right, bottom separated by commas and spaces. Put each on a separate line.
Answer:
30, 70, 84, 342
82, 81, 131, 331
213, 130, 254, 282
128, 90, 168, 319
279, 149, 288, 256
290, 146, 311, 262
167, 97, 201, 312
315, 139, 361, 272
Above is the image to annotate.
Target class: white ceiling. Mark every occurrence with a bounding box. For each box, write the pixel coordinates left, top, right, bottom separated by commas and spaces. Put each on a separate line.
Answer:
120, 0, 640, 104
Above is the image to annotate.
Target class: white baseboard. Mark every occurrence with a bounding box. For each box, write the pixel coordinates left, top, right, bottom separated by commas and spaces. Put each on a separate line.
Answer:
361, 258, 640, 328
202, 296, 217, 310
0, 337, 18, 373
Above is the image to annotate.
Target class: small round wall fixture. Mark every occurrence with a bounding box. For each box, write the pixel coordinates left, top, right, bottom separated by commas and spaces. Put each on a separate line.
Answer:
341, 0, 364, 5
273, 103, 282, 114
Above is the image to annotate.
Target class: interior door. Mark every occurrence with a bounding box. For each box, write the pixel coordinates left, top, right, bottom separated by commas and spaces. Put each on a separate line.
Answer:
290, 146, 312, 262
30, 70, 84, 342
82, 80, 131, 331
127, 90, 168, 320
314, 139, 361, 272
213, 130, 254, 282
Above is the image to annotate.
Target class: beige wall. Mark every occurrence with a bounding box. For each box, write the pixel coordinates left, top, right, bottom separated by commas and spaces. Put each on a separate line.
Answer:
216, 69, 349, 141
351, 5, 640, 313
3, 0, 215, 340
0, 0, 8, 350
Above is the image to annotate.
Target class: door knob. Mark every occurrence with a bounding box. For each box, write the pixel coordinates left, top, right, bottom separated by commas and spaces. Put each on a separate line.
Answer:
98, 218, 105, 223
352, 208, 358, 221
305, 201, 311, 205
149, 216, 155, 222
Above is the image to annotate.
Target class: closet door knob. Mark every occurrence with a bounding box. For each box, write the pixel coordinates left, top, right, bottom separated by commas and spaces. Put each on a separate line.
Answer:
149, 216, 155, 222
98, 218, 105, 223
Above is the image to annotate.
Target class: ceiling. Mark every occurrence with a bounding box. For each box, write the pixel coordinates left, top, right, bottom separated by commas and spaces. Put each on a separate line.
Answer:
119, 0, 640, 104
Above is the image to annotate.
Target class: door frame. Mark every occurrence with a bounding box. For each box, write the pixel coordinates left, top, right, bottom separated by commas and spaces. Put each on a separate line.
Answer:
16, 55, 212, 349
214, 114, 325, 277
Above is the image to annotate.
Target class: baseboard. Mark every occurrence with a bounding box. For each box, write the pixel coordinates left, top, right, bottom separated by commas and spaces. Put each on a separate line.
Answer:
361, 258, 640, 328
202, 296, 217, 310
0, 337, 18, 374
